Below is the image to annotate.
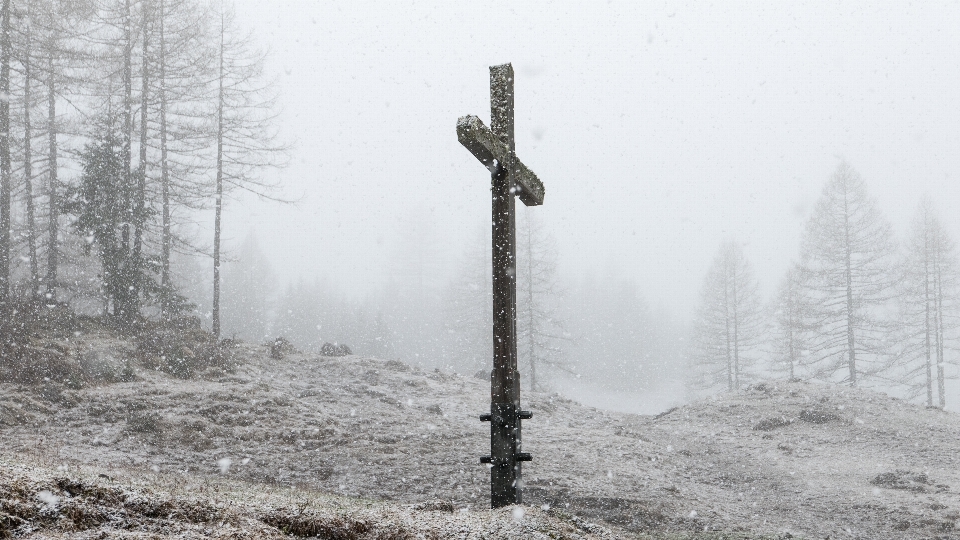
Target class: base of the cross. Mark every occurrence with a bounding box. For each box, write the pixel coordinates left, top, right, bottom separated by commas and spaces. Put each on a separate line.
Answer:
480, 403, 533, 507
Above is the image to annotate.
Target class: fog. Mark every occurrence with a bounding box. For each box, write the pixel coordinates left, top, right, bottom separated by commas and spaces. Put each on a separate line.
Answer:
225, 1, 960, 302
4, 2, 960, 533
178, 1, 960, 409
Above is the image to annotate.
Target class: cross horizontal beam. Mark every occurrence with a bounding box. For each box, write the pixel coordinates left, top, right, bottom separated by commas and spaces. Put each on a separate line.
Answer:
457, 115, 545, 206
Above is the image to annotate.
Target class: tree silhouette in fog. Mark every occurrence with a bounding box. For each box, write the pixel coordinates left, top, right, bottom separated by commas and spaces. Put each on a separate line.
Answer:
796, 161, 898, 387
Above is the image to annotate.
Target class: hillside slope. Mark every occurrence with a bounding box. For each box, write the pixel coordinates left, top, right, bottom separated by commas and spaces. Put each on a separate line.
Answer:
1, 328, 959, 538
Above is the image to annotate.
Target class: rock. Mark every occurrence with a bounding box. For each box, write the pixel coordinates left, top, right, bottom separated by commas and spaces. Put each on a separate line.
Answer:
798, 409, 840, 424
319, 343, 352, 357
410, 500, 455, 512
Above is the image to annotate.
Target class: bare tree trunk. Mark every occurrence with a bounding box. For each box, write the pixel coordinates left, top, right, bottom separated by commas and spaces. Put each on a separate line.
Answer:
0, 0, 10, 306
133, 4, 149, 293
23, 11, 39, 295
787, 322, 796, 380
732, 265, 740, 390
526, 221, 536, 391
935, 245, 946, 409
924, 225, 933, 407
114, 0, 134, 319
121, 0, 132, 256
212, 10, 224, 339
843, 188, 857, 387
158, 0, 171, 315
724, 264, 733, 392
45, 52, 58, 300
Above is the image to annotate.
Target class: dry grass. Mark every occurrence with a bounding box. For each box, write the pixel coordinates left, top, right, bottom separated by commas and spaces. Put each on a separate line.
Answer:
0, 456, 624, 539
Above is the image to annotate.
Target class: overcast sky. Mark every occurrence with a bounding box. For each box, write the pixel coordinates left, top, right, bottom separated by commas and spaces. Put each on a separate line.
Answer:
224, 0, 960, 316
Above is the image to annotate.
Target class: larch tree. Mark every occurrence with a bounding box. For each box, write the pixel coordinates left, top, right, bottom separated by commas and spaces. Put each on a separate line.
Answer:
0, 0, 276, 320
898, 198, 958, 407
73, 0, 214, 317
0, 0, 11, 306
210, 3, 286, 338
73, 0, 149, 317
147, 0, 216, 314
17, 0, 40, 295
689, 241, 763, 393
516, 210, 568, 391
33, 0, 99, 303
797, 161, 898, 387
26, 0, 74, 302
768, 265, 815, 380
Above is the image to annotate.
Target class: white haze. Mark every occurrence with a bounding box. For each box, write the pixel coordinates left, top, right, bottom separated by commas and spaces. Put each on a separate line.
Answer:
207, 1, 960, 408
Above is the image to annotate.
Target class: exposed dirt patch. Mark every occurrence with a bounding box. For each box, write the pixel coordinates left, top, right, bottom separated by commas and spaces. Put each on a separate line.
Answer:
870, 470, 940, 493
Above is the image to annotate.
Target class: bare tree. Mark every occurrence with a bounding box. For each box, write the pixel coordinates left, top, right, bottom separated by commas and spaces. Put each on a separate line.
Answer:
0, 0, 93, 303
689, 241, 763, 393
516, 210, 568, 391
18, 0, 40, 295
148, 0, 216, 313
211, 2, 287, 338
0, 0, 10, 306
897, 198, 959, 407
797, 161, 898, 387
767, 265, 817, 380
68, 0, 148, 318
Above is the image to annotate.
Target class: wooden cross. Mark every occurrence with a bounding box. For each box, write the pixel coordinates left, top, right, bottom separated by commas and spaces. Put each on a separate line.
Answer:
457, 63, 545, 508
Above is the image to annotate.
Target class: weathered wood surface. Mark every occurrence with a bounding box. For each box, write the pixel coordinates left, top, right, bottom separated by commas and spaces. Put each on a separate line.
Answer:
488, 63, 522, 508
458, 62, 543, 508
456, 115, 545, 206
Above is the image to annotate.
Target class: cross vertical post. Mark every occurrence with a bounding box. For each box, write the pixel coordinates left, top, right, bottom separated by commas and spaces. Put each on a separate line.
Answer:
457, 63, 545, 508
489, 63, 520, 507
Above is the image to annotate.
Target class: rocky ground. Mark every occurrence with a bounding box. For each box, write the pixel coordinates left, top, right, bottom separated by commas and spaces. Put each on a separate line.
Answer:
1, 321, 960, 538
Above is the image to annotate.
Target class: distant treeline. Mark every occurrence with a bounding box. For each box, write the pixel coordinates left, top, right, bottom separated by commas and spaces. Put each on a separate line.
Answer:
0, 0, 284, 330
216, 213, 685, 396
689, 161, 958, 409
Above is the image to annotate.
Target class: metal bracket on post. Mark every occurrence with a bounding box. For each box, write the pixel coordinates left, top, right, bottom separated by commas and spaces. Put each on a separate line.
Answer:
479, 408, 533, 467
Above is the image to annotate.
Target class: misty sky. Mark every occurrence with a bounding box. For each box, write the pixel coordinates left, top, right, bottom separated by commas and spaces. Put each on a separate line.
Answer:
225, 0, 960, 317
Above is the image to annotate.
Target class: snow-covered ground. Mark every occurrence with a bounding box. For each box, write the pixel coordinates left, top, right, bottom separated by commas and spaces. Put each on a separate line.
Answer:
2, 330, 960, 538
551, 375, 686, 416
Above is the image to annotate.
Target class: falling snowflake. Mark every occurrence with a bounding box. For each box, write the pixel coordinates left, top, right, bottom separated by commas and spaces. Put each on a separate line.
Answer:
38, 490, 59, 509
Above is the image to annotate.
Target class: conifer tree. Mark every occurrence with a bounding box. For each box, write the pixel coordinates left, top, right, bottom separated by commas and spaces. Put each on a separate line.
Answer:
517, 210, 568, 391
768, 266, 815, 380
210, 3, 286, 338
797, 161, 898, 387
64, 127, 151, 324
898, 198, 959, 407
689, 241, 763, 392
